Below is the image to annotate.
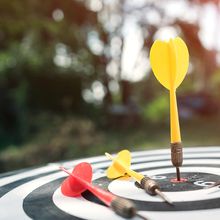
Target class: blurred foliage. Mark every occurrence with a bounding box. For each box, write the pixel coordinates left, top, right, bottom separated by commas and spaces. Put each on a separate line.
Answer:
143, 94, 169, 123
1, 0, 220, 172
0, 0, 102, 148
1, 113, 220, 172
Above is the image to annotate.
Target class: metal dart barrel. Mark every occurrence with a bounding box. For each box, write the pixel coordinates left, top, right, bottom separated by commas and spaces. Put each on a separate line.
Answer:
111, 197, 148, 220
138, 176, 173, 205
171, 142, 183, 181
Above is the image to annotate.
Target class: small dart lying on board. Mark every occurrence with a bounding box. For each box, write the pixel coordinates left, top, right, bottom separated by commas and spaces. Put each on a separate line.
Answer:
105, 150, 173, 205
206, 181, 220, 189
149, 37, 189, 181
60, 162, 148, 220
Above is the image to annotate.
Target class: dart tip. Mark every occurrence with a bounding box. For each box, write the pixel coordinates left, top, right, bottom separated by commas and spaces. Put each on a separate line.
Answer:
59, 166, 72, 176
59, 166, 65, 171
205, 181, 220, 189
105, 152, 114, 160
176, 167, 181, 181
163, 196, 173, 205
155, 189, 173, 205
136, 212, 149, 220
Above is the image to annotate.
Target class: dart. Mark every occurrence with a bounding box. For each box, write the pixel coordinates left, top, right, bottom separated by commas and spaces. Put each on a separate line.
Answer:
105, 150, 173, 205
60, 162, 148, 220
149, 37, 189, 181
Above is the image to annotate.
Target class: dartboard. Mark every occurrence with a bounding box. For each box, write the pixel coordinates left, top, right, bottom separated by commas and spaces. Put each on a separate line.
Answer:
0, 147, 220, 220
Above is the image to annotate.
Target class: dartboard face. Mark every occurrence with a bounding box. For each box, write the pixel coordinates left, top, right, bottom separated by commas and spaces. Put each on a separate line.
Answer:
0, 147, 220, 220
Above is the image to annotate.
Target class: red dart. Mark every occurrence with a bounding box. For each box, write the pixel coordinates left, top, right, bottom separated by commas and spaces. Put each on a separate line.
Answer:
60, 162, 148, 219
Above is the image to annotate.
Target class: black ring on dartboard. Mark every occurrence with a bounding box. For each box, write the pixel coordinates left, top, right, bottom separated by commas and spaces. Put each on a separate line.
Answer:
22, 163, 220, 220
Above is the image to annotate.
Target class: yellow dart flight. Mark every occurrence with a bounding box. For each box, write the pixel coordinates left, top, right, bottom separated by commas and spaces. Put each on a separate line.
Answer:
106, 150, 143, 181
150, 37, 189, 180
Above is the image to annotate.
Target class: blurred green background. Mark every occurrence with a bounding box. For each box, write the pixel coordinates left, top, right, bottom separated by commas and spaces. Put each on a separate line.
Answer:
1, 0, 220, 172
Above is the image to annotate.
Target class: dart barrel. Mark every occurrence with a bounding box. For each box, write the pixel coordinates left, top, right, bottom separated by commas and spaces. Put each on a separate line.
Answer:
170, 142, 183, 167
111, 197, 136, 218
140, 176, 160, 195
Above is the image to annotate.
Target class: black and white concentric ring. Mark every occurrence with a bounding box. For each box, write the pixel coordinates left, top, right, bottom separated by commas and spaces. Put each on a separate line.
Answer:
0, 147, 220, 220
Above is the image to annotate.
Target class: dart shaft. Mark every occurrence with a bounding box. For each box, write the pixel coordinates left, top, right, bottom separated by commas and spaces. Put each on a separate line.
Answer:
85, 183, 115, 206
170, 89, 181, 143
169, 90, 182, 180
126, 168, 144, 182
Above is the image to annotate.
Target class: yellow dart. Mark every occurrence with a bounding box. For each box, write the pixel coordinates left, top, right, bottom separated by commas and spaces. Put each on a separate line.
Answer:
149, 37, 189, 181
105, 150, 173, 205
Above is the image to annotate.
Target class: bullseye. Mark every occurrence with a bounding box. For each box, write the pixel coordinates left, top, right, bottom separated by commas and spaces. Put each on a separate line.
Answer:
170, 178, 188, 183
107, 170, 220, 204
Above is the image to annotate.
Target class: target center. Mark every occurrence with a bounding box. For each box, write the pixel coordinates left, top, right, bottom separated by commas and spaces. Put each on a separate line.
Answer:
170, 178, 188, 183
153, 172, 219, 192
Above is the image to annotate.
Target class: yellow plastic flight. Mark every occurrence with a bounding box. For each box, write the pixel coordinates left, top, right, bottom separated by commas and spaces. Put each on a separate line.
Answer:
106, 150, 144, 182
150, 37, 189, 143
106, 150, 131, 179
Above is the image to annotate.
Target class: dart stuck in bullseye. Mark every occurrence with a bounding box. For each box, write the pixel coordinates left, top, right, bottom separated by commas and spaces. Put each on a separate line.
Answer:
105, 150, 173, 205
149, 37, 189, 181
60, 162, 148, 220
